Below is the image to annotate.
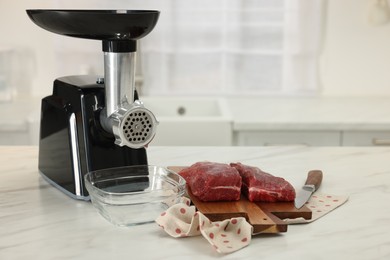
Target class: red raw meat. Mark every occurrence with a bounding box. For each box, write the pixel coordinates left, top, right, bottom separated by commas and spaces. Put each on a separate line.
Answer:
230, 162, 296, 202
178, 162, 242, 202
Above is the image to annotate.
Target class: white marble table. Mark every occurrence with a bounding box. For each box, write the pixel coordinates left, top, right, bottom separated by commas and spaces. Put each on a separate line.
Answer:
1, 146, 390, 260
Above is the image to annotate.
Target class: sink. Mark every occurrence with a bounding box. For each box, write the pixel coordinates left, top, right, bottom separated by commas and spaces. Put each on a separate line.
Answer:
140, 97, 232, 146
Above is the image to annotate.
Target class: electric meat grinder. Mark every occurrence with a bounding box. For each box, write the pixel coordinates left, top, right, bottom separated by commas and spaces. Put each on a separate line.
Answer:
26, 10, 160, 200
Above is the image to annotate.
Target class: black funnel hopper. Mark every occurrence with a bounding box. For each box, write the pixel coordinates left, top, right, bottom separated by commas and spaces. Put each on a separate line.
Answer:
26, 9, 160, 52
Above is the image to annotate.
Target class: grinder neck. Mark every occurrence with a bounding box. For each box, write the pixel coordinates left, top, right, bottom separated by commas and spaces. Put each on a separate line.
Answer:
103, 40, 137, 117
104, 51, 136, 117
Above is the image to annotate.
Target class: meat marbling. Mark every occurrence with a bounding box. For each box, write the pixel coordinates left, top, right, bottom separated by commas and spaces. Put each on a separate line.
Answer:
178, 162, 242, 202
230, 162, 296, 202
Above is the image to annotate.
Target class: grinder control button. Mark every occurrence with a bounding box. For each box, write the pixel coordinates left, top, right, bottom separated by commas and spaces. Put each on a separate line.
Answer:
96, 77, 105, 84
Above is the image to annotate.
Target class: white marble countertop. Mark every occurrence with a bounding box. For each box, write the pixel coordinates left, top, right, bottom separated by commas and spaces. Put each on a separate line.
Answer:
1, 145, 390, 259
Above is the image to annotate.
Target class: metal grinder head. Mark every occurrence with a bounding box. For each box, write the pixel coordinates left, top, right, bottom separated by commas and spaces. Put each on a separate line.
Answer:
111, 101, 158, 148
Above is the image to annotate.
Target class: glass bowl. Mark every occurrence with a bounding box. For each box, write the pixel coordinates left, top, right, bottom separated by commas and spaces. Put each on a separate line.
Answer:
84, 165, 186, 226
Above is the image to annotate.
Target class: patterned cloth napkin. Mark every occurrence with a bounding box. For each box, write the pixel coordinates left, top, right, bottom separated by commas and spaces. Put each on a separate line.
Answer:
156, 197, 253, 254
155, 194, 348, 254
284, 193, 348, 224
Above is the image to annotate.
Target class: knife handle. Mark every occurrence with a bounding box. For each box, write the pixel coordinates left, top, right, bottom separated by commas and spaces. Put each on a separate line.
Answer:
305, 170, 323, 191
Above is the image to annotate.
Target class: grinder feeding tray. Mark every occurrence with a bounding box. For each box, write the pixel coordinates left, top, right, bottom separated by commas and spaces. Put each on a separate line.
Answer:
27, 10, 160, 200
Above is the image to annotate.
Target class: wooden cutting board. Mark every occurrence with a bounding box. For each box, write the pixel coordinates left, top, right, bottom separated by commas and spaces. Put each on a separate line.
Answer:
169, 166, 312, 234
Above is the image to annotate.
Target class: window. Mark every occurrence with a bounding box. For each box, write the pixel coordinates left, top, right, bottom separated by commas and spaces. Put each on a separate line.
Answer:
141, 0, 325, 96
53, 0, 325, 96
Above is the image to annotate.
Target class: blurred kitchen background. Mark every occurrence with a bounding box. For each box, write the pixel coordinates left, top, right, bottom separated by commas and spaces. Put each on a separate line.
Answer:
1, 0, 390, 146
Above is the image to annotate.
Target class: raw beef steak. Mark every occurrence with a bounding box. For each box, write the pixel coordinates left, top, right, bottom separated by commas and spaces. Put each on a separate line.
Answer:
230, 162, 295, 202
178, 162, 242, 201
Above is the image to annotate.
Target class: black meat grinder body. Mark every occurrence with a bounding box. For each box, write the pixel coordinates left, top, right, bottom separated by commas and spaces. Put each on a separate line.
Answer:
39, 76, 147, 200
27, 10, 160, 200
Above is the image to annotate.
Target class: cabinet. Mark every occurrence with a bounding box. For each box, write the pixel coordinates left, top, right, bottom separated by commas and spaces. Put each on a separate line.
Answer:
342, 131, 390, 146
0, 124, 30, 145
234, 130, 341, 146
234, 130, 390, 147
0, 99, 40, 145
0, 118, 39, 145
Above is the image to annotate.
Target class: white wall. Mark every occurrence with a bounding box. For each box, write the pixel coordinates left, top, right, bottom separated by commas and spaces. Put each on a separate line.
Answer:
1, 0, 390, 98
0, 0, 54, 98
320, 0, 390, 97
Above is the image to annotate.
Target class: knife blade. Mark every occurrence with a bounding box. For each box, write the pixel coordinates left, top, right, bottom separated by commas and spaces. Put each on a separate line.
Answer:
294, 170, 323, 209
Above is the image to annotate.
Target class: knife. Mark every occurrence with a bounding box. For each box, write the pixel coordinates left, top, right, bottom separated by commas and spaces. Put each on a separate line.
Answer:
294, 170, 323, 209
